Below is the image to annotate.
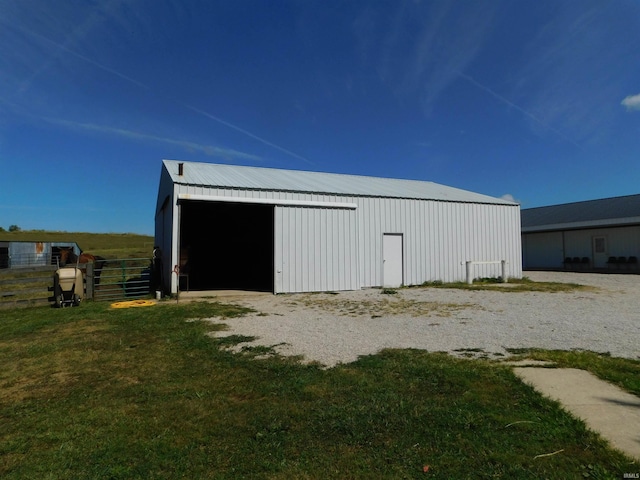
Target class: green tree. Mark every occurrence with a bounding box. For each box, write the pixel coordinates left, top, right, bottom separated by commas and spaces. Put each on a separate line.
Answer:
8, 225, 21, 232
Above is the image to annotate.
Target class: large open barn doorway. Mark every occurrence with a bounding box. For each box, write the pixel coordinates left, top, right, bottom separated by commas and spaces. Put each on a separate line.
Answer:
180, 200, 274, 292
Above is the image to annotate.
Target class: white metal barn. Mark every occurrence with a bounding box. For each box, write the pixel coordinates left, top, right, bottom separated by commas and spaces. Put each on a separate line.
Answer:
155, 160, 522, 294
522, 194, 640, 271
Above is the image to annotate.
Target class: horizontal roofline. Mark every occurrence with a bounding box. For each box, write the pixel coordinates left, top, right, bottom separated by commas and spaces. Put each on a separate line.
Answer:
521, 193, 640, 229
523, 193, 640, 212
163, 160, 517, 206
522, 216, 640, 233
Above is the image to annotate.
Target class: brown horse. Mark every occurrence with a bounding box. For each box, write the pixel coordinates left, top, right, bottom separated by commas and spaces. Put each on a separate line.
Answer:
58, 247, 107, 285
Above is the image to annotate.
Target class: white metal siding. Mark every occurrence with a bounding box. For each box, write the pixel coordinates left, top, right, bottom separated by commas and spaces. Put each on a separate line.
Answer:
158, 162, 522, 293
357, 197, 522, 285
610, 226, 640, 256
564, 230, 593, 259
154, 166, 177, 293
153, 196, 174, 291
275, 206, 359, 293
171, 182, 522, 290
521, 226, 640, 270
522, 232, 564, 269
565, 226, 640, 259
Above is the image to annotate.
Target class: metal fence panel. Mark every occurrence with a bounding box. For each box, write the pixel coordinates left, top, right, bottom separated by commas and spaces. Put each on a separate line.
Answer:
93, 258, 152, 302
0, 265, 58, 306
0, 258, 153, 307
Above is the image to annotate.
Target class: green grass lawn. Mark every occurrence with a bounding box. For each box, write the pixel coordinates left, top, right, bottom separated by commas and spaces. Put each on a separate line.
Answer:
0, 301, 636, 479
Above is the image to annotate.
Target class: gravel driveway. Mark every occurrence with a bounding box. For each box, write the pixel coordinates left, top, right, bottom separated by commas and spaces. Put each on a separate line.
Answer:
208, 272, 640, 367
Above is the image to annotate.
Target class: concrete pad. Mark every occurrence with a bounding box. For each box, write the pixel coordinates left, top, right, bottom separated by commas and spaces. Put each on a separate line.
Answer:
178, 290, 272, 300
513, 367, 640, 460
501, 360, 556, 367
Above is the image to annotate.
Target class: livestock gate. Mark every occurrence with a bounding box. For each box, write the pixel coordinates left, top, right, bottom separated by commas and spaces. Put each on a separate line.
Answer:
0, 257, 153, 307
92, 258, 153, 302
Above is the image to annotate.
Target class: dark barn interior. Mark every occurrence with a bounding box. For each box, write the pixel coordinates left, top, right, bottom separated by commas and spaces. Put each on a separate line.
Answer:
179, 201, 274, 292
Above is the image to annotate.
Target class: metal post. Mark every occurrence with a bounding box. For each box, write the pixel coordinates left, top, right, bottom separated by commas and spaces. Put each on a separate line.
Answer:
85, 262, 94, 300
501, 260, 508, 283
466, 261, 473, 285
173, 265, 180, 303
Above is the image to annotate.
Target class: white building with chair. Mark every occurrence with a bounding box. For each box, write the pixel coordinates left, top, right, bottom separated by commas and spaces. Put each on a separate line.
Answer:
522, 194, 640, 271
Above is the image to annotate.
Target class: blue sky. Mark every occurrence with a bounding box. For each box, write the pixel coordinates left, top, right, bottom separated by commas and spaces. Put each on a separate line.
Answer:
1, 0, 639, 235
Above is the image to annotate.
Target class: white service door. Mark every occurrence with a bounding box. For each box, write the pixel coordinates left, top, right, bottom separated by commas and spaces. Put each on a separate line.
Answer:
383, 234, 403, 287
592, 236, 608, 268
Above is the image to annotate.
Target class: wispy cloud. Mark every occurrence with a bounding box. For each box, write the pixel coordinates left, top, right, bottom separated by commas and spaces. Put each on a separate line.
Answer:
47, 118, 261, 161
0, 9, 314, 166
358, 1, 498, 115
404, 3, 498, 115
456, 71, 584, 150
510, 2, 640, 143
621, 93, 640, 112
181, 104, 314, 165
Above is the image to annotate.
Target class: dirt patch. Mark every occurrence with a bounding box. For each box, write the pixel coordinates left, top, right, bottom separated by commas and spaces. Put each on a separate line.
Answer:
288, 293, 480, 318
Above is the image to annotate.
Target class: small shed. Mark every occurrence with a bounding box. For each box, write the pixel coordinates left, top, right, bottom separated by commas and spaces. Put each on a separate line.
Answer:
522, 194, 640, 271
0, 242, 81, 269
155, 160, 522, 294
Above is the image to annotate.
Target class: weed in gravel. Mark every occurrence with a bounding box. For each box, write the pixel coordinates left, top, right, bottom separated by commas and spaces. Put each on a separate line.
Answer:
419, 278, 592, 293
452, 348, 495, 360
212, 334, 257, 346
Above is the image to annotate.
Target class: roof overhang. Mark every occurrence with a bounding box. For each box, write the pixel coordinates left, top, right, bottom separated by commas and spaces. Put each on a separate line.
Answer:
177, 193, 358, 209
522, 216, 640, 233
164, 160, 516, 206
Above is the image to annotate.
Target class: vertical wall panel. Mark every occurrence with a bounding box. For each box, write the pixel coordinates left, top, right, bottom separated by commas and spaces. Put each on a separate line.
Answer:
523, 232, 564, 269
352, 196, 521, 287
168, 177, 522, 293
274, 206, 359, 293
563, 226, 640, 261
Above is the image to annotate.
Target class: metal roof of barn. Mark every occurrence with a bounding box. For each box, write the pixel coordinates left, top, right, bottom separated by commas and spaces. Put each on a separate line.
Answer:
521, 194, 640, 232
163, 160, 515, 205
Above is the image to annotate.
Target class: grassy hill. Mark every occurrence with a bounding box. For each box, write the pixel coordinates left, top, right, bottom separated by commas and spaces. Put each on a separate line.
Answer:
0, 230, 154, 259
